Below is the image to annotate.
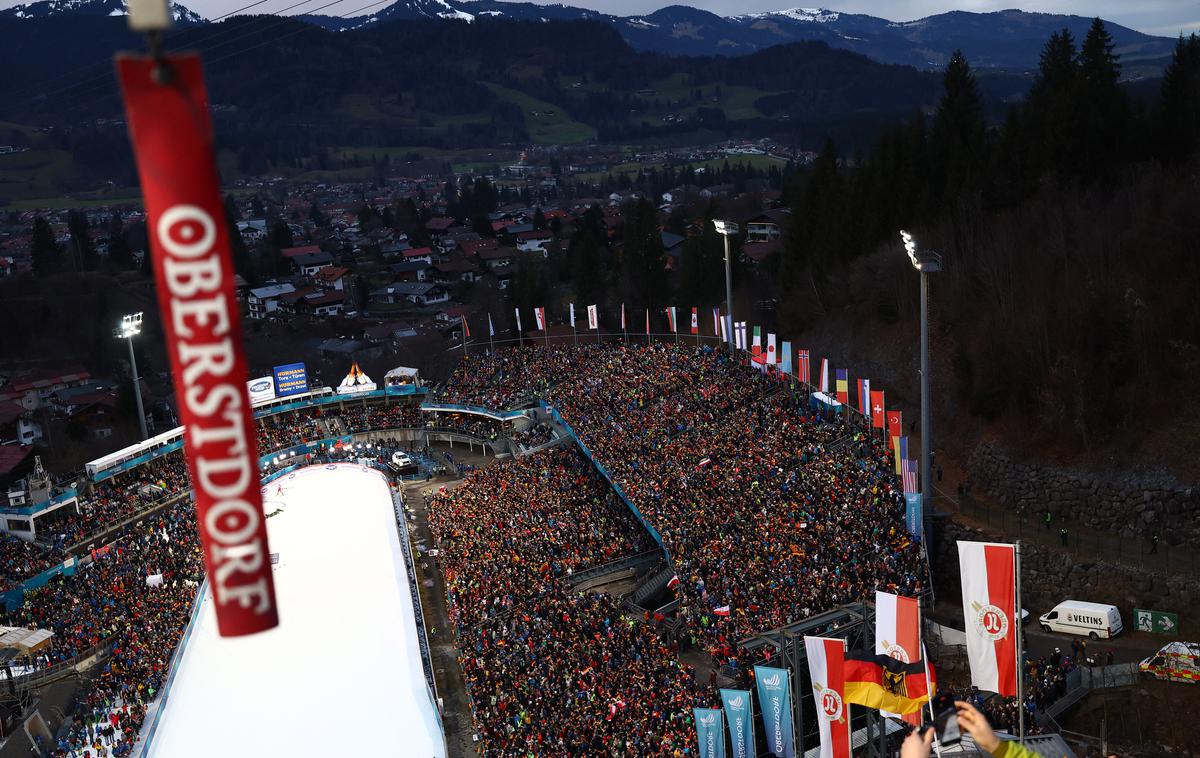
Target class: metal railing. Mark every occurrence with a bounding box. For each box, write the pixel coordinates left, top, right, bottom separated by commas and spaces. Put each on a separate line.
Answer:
951, 492, 1199, 577
565, 549, 660, 589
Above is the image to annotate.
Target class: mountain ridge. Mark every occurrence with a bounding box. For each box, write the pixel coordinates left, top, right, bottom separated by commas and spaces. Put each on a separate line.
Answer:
0, 0, 1177, 73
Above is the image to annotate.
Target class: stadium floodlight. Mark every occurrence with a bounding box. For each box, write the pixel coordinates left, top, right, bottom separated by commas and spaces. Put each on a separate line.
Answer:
713, 220, 739, 350
114, 312, 148, 441
899, 231, 941, 546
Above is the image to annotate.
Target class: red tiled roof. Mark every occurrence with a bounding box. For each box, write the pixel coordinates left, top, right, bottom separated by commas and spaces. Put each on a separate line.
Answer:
403, 247, 434, 258
0, 445, 31, 476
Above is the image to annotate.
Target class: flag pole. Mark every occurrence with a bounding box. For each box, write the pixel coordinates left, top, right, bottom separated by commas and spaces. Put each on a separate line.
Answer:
1016, 540, 1025, 744
918, 603, 943, 758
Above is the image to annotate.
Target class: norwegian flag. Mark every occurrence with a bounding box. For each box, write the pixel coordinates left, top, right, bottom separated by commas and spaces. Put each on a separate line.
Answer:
799, 350, 810, 384
902, 458, 918, 494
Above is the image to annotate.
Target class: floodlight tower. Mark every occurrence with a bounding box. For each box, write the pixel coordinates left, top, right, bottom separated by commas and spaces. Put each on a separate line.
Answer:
713, 220, 739, 350
900, 231, 941, 540
115, 312, 148, 441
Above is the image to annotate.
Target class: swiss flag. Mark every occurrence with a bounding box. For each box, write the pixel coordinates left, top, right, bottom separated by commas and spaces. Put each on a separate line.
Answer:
870, 390, 886, 429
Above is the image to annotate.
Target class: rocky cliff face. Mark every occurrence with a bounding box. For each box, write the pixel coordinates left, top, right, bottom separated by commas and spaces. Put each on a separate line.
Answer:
966, 441, 1200, 546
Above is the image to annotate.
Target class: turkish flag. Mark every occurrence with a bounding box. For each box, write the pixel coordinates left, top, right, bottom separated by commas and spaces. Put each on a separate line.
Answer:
870, 390, 886, 429
886, 411, 902, 449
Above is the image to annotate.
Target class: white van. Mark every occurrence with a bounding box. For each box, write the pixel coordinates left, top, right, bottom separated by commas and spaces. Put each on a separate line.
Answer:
1038, 601, 1123, 640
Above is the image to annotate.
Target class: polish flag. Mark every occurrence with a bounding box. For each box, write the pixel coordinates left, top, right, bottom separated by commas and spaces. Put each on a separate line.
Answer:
957, 541, 1018, 696
875, 591, 923, 722
805, 636, 851, 758
714, 605, 731, 617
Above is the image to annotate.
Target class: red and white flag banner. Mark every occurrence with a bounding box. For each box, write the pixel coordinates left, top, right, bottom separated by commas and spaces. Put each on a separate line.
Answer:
116, 53, 277, 636
957, 541, 1018, 696
805, 636, 851, 758
535, 306, 546, 331
875, 591, 922, 722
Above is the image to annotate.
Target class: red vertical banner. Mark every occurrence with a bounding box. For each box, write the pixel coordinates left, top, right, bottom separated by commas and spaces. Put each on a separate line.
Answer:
116, 54, 278, 637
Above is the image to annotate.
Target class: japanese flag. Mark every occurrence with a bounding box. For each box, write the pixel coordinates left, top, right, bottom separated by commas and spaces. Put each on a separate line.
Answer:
957, 541, 1018, 696
805, 636, 851, 758
767, 332, 777, 364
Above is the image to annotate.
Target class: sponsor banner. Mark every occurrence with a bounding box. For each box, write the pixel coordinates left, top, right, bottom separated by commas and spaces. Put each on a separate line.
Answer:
720, 688, 755, 758
694, 707, 725, 758
587, 304, 599, 330
754, 665, 795, 758
805, 636, 851, 758
117, 53, 277, 636
958, 541, 1018, 695
246, 376, 276, 404
905, 493, 923, 538
273, 362, 308, 398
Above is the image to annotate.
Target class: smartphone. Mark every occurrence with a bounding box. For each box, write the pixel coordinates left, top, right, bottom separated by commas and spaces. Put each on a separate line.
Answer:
930, 693, 961, 747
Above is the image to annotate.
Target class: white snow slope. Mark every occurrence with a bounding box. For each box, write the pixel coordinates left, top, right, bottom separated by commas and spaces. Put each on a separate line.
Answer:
140, 463, 445, 758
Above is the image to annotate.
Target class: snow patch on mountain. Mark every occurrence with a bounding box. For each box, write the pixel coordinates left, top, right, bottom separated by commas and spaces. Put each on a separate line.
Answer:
741, 7, 839, 23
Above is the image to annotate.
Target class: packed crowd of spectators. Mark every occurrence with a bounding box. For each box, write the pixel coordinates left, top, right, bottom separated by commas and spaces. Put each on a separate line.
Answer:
441, 344, 926, 656
509, 422, 556, 449
7, 501, 204, 757
423, 411, 506, 440
338, 402, 423, 433
37, 453, 192, 548
0, 535, 64, 591
257, 410, 326, 455
428, 448, 709, 755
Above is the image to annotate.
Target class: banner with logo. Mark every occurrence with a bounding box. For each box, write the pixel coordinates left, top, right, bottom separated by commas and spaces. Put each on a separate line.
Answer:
272, 362, 308, 398
905, 492, 923, 539
720, 688, 755, 758
117, 53, 278, 636
754, 665, 795, 758
957, 541, 1018, 695
694, 707, 726, 758
804, 636, 850, 758
246, 376, 276, 404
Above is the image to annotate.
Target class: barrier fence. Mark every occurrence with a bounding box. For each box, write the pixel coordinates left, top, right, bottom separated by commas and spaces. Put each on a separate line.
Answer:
951, 492, 1199, 577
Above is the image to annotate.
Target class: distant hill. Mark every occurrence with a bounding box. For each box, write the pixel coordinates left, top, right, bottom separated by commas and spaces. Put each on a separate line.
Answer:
0, 0, 1175, 74
0, 0, 203, 23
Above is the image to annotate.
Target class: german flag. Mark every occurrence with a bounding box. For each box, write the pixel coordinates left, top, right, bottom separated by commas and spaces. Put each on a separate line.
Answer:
842, 652, 936, 715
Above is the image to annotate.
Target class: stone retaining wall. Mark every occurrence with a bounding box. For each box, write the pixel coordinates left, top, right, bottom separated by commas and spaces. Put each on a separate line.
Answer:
966, 441, 1200, 545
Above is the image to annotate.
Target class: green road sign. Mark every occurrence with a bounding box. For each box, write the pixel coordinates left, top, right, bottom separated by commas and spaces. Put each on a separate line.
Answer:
1134, 608, 1179, 635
